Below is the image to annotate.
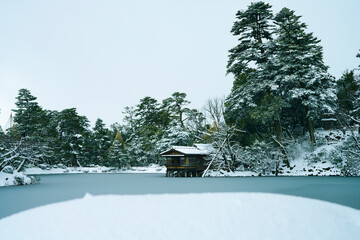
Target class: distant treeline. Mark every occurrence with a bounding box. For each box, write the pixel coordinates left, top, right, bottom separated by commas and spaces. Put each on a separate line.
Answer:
1, 1, 359, 176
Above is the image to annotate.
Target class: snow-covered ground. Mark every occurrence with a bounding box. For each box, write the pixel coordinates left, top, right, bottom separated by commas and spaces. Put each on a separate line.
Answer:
0, 164, 166, 187
0, 171, 37, 187
207, 169, 257, 177
203, 130, 353, 177
280, 129, 350, 176
0, 192, 359, 240
24, 164, 166, 175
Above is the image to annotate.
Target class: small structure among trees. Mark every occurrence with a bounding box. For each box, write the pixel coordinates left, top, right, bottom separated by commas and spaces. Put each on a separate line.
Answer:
161, 145, 213, 177
321, 113, 338, 130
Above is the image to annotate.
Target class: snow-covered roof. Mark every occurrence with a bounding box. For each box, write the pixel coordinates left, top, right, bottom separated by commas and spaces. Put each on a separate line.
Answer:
321, 118, 337, 122
160, 146, 208, 156
194, 143, 216, 154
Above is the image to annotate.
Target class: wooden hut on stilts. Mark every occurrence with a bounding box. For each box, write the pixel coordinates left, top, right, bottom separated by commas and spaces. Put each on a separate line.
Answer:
160, 144, 213, 177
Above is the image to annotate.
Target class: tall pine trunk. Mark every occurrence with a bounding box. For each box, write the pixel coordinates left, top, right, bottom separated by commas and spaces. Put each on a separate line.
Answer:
274, 118, 283, 142
305, 106, 316, 144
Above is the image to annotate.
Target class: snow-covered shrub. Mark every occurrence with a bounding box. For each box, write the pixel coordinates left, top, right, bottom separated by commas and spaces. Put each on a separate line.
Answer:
57, 163, 66, 169
342, 159, 360, 176
39, 164, 48, 170
328, 151, 345, 167
2, 166, 14, 174
304, 148, 345, 166
14, 175, 25, 185
238, 140, 281, 175
339, 138, 360, 176
287, 130, 347, 169
305, 152, 321, 163
4, 172, 39, 186
287, 136, 315, 161
30, 175, 41, 184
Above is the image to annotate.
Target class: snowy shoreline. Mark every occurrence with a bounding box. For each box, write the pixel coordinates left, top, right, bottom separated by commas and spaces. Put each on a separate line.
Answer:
24, 164, 343, 177
25, 164, 167, 175
0, 171, 39, 187
1, 163, 344, 188
1, 129, 354, 188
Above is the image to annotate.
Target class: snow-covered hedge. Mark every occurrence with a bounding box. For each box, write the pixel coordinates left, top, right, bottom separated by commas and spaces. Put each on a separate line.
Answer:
0, 171, 40, 187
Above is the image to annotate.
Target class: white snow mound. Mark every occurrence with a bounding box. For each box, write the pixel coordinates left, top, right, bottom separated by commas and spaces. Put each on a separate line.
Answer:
0, 193, 359, 240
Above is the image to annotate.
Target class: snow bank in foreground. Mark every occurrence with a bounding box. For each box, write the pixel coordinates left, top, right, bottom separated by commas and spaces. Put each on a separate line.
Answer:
0, 193, 359, 240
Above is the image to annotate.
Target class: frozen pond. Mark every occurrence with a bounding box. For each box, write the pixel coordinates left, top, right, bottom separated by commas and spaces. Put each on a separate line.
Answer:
0, 174, 359, 219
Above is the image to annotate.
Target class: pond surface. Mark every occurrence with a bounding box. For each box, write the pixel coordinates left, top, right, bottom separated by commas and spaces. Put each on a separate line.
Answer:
0, 174, 359, 219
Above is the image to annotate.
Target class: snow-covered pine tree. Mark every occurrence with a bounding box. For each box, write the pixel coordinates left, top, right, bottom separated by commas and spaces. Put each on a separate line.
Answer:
13, 89, 47, 137
162, 92, 191, 128
224, 4, 337, 172
134, 96, 164, 165
224, 2, 275, 145
91, 118, 112, 166
9, 89, 52, 170
55, 108, 90, 167
271, 8, 337, 144
107, 139, 128, 168
227, 1, 273, 76
336, 71, 358, 115
155, 122, 192, 155
117, 101, 159, 166
116, 92, 205, 167
340, 51, 360, 176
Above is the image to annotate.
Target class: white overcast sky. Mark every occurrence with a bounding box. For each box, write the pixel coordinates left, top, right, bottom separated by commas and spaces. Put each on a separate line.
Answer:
1, 0, 359, 128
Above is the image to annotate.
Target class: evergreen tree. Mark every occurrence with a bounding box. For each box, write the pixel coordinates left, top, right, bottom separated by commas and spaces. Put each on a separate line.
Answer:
162, 92, 191, 128
136, 97, 161, 128
226, 5, 336, 146
336, 71, 358, 115
12, 89, 47, 137
40, 110, 61, 165
116, 92, 204, 166
11, 89, 51, 168
134, 97, 163, 164
227, 1, 273, 76
155, 123, 192, 155
271, 7, 336, 143
184, 109, 207, 141
56, 108, 90, 166
91, 118, 112, 166
224, 2, 274, 145
107, 140, 127, 167
223, 4, 337, 171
